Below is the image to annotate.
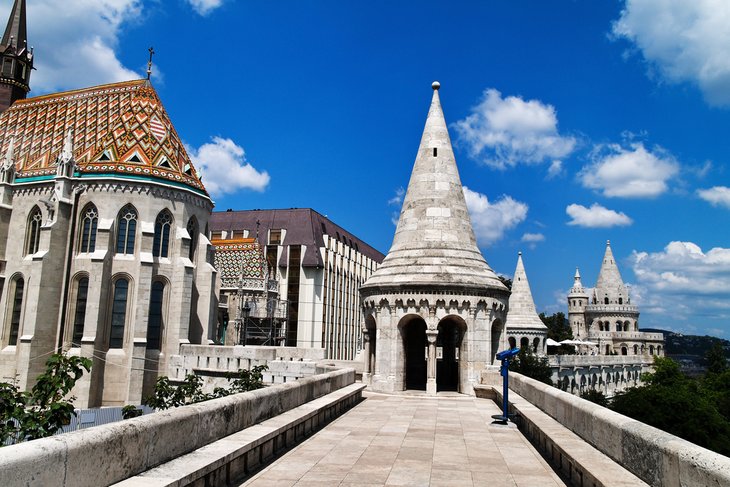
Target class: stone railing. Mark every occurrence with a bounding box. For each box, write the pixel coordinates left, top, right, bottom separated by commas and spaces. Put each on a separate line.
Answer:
508, 372, 730, 486
585, 304, 638, 313
172, 345, 326, 391
549, 355, 654, 368
0, 368, 356, 487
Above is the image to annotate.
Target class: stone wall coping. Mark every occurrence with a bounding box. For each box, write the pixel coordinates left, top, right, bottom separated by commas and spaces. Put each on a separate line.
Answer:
0, 368, 355, 487
508, 372, 730, 487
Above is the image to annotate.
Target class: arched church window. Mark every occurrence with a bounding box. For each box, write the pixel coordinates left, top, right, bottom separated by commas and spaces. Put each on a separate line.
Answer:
152, 210, 173, 258
116, 205, 137, 254
618, 297, 623, 304
109, 278, 129, 348
186, 217, 198, 261
71, 276, 89, 346
604, 297, 609, 305
7, 276, 24, 346
79, 205, 98, 253
25, 207, 42, 255
147, 281, 165, 350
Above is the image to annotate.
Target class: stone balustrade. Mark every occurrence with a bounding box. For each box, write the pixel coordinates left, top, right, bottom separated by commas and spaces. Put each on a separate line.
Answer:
507, 372, 730, 486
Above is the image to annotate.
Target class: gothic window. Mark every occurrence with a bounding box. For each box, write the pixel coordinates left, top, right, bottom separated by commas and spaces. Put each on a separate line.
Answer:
618, 297, 623, 304
109, 278, 129, 348
152, 210, 173, 258
71, 277, 89, 346
147, 281, 164, 350
7, 276, 24, 346
604, 297, 609, 305
186, 217, 198, 261
25, 207, 42, 255
79, 205, 98, 253
116, 205, 137, 254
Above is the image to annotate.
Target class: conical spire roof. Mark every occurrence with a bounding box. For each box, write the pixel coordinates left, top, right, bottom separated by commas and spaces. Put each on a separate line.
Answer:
505, 253, 546, 330
1, 0, 27, 50
568, 267, 588, 297
362, 82, 506, 291
594, 240, 628, 302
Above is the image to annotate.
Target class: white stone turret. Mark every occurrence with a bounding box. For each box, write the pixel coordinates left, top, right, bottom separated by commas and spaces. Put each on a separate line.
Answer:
568, 267, 589, 338
505, 252, 547, 354
593, 240, 629, 305
359, 82, 510, 396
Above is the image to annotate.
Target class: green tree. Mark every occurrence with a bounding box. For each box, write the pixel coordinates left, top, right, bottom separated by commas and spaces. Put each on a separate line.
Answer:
0, 353, 91, 445
580, 389, 608, 407
508, 347, 553, 386
611, 356, 730, 456
540, 312, 573, 342
706, 341, 728, 375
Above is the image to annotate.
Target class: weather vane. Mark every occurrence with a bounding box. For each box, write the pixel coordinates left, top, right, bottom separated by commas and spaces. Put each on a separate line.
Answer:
146, 47, 155, 80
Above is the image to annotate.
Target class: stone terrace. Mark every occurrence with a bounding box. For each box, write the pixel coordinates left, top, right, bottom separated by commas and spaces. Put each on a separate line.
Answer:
240, 392, 566, 487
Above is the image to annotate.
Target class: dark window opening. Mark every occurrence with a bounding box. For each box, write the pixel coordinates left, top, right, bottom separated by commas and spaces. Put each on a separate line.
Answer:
109, 279, 129, 348
270, 229, 282, 245
8, 278, 24, 346
433, 147, 437, 157
147, 281, 164, 350
286, 245, 301, 346
71, 277, 89, 346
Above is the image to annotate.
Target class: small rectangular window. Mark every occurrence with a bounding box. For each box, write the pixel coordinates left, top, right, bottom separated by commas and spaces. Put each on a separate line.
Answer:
433, 148, 437, 157
270, 229, 282, 245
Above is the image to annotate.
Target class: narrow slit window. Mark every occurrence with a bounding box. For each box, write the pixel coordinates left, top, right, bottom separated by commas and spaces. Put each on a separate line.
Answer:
433, 148, 437, 157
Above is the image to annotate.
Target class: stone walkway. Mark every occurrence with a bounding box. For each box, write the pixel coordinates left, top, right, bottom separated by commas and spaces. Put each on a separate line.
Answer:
240, 391, 566, 487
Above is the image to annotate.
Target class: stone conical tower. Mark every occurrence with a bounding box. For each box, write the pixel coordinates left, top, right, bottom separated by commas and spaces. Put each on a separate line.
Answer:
505, 252, 547, 353
360, 82, 509, 395
594, 240, 628, 305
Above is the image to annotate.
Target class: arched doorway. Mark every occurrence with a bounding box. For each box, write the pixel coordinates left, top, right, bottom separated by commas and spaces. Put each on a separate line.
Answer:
402, 317, 427, 390
436, 318, 463, 392
491, 319, 503, 364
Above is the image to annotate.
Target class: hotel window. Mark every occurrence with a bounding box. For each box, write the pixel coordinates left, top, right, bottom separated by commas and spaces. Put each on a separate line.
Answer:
109, 278, 129, 348
152, 210, 173, 258
25, 207, 42, 255
116, 205, 137, 254
71, 277, 89, 346
7, 276, 24, 346
79, 205, 98, 253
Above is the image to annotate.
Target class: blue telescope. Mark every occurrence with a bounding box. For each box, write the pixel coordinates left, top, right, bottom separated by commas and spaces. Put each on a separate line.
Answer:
492, 347, 520, 423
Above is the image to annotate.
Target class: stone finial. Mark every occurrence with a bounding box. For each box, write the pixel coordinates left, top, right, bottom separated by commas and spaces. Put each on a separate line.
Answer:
0, 138, 16, 184
56, 129, 75, 177
432, 81, 440, 90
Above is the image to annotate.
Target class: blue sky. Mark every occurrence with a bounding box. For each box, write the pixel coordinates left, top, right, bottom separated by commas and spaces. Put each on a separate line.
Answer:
11, 0, 730, 337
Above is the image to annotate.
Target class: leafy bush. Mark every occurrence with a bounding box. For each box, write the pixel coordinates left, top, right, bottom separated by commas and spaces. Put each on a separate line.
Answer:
508, 348, 553, 386
143, 365, 268, 411
0, 353, 91, 445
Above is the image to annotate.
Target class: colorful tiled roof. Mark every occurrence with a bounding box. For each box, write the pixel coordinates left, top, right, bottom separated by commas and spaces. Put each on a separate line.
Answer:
212, 238, 265, 289
0, 79, 207, 194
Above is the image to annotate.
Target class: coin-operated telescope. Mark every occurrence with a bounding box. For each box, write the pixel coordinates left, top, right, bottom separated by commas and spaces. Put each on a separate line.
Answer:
492, 347, 520, 424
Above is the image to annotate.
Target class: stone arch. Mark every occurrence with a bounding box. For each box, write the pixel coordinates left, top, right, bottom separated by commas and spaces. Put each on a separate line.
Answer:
520, 336, 529, 350
657, 345, 662, 356
620, 344, 628, 356
533, 337, 540, 354
398, 314, 427, 391
508, 336, 517, 349
633, 344, 639, 355
436, 314, 466, 392
649, 345, 655, 355
364, 314, 377, 377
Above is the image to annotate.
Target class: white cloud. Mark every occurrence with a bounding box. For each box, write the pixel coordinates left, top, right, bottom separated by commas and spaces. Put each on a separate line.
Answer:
579, 143, 679, 198
566, 203, 633, 228
463, 186, 528, 245
187, 137, 270, 196
547, 160, 563, 179
521, 232, 545, 243
629, 242, 730, 331
697, 186, 730, 209
186, 0, 224, 16
612, 0, 730, 107
28, 0, 143, 94
453, 88, 576, 170
388, 187, 405, 206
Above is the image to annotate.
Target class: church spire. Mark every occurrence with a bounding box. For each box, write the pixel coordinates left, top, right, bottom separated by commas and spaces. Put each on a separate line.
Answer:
362, 82, 506, 291
0, 0, 32, 113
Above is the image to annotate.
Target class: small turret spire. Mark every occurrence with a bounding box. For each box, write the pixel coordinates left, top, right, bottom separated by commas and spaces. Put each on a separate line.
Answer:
0, 137, 16, 183
146, 46, 155, 80
1, 0, 26, 50
505, 252, 547, 332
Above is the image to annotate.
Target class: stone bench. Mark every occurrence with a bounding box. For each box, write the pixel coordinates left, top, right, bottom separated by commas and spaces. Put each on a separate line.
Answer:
113, 383, 365, 487
474, 384, 647, 487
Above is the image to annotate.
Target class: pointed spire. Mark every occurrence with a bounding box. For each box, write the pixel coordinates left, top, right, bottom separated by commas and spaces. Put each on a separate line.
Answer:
56, 129, 75, 177
595, 240, 628, 302
0, 137, 15, 183
569, 266, 588, 297
2, 137, 14, 166
1, 0, 27, 50
506, 252, 547, 330
61, 129, 74, 161
362, 82, 506, 291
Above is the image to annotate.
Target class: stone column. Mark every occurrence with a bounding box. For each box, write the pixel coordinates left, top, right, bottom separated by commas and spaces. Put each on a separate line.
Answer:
362, 331, 372, 384
426, 330, 438, 395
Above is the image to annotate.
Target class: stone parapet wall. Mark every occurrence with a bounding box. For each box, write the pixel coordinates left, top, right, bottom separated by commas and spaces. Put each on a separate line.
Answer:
549, 355, 654, 368
0, 367, 355, 487
508, 372, 730, 487
171, 344, 326, 390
